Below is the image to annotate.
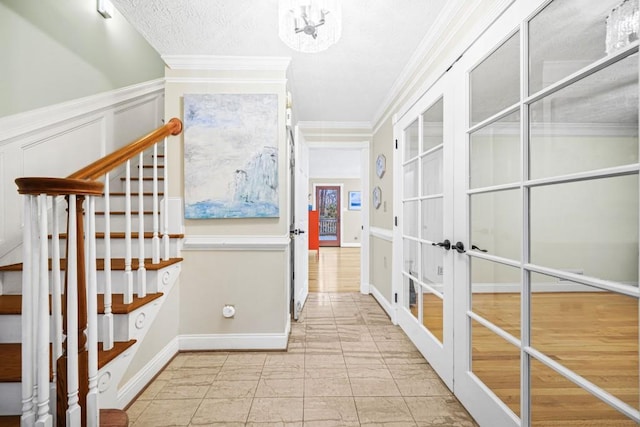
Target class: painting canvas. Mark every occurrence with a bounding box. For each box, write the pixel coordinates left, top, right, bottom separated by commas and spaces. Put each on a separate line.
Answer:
183, 94, 279, 218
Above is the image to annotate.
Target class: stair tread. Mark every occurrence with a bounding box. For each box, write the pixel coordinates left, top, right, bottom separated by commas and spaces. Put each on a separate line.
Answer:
108, 192, 164, 196
0, 257, 183, 272
139, 165, 165, 169
0, 293, 163, 315
0, 340, 136, 383
120, 177, 164, 181
95, 211, 154, 215
100, 409, 129, 427
0, 416, 19, 427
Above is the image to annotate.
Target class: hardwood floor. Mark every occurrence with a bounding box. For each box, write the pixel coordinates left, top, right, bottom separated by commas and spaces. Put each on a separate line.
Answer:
308, 247, 360, 293
413, 291, 639, 425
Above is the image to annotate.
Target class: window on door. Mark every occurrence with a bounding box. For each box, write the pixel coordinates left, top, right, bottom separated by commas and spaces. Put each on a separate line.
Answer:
315, 186, 341, 247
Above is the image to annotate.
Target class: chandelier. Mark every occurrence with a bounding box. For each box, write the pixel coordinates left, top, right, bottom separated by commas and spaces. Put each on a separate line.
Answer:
278, 0, 342, 53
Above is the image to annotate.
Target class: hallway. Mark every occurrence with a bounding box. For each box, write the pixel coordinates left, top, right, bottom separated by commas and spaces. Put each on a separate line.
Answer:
126, 292, 477, 426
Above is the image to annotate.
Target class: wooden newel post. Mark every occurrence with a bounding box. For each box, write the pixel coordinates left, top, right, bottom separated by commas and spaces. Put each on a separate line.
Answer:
57, 195, 90, 427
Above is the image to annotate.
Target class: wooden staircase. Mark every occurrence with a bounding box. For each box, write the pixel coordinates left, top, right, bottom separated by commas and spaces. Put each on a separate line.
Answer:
0, 119, 184, 426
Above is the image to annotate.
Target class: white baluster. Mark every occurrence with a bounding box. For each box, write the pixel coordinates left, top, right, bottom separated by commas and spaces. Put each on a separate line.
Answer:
65, 195, 81, 426
35, 195, 52, 427
103, 173, 114, 350
162, 137, 170, 261
21, 195, 35, 426
138, 153, 146, 298
50, 197, 63, 406
30, 197, 39, 416
152, 143, 160, 264
124, 160, 133, 304
86, 196, 99, 427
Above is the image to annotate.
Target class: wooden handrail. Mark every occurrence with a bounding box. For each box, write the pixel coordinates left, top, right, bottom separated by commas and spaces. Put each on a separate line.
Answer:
15, 177, 104, 197
68, 118, 182, 181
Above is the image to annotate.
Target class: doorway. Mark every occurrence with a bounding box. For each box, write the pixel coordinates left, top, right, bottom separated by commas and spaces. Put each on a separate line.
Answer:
315, 185, 341, 247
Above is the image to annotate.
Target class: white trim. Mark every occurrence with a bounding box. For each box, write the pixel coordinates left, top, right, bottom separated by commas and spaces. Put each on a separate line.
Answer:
162, 55, 291, 71
116, 337, 179, 408
179, 332, 289, 351
341, 242, 361, 248
165, 77, 288, 85
307, 141, 370, 150
0, 79, 165, 144
471, 282, 606, 293
298, 121, 372, 130
369, 283, 395, 324
369, 226, 393, 242
181, 235, 290, 251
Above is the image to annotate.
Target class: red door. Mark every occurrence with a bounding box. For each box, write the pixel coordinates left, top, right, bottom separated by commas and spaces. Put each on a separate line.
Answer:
315, 186, 340, 247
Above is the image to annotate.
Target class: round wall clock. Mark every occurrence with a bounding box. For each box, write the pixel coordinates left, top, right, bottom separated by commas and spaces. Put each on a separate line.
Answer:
376, 154, 386, 178
373, 186, 382, 209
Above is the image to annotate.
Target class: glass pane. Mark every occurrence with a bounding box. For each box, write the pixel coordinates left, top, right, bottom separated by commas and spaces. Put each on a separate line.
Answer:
531, 358, 637, 426
530, 175, 639, 285
470, 110, 521, 189
421, 242, 444, 286
471, 258, 521, 339
404, 275, 419, 321
422, 98, 444, 153
404, 160, 419, 198
403, 201, 419, 238
403, 238, 419, 277
530, 54, 639, 179
471, 320, 521, 417
529, 0, 636, 94
405, 118, 420, 161
470, 32, 520, 125
421, 285, 444, 343
470, 189, 522, 261
422, 149, 443, 196
421, 198, 443, 242
530, 272, 639, 411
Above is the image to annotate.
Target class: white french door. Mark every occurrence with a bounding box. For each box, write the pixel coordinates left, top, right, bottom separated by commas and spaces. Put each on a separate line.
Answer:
293, 125, 309, 320
394, 77, 455, 388
395, 0, 639, 425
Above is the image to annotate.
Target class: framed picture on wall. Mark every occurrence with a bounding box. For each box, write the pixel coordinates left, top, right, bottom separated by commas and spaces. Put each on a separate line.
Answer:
348, 191, 362, 210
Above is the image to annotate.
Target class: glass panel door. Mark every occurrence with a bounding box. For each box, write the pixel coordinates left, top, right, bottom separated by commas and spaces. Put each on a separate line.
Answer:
315, 186, 341, 247
395, 80, 454, 387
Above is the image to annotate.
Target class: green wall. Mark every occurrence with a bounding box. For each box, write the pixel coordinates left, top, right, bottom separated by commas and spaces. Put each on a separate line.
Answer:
0, 0, 164, 117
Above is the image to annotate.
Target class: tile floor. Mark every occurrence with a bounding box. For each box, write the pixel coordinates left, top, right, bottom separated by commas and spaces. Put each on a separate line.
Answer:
127, 292, 478, 426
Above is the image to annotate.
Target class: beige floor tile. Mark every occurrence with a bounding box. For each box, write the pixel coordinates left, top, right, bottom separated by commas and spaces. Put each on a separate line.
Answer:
347, 365, 393, 379
255, 378, 304, 397
354, 396, 414, 424
205, 379, 258, 398
137, 379, 168, 400
265, 353, 305, 367
405, 396, 477, 426
246, 423, 303, 427
165, 353, 190, 370
247, 397, 304, 423
304, 367, 348, 379
225, 352, 268, 366
216, 364, 263, 381
166, 367, 220, 385
303, 396, 359, 423
305, 377, 353, 397
190, 423, 244, 427
344, 353, 386, 366
182, 353, 228, 368
387, 364, 438, 380
126, 399, 151, 424
360, 422, 417, 426
190, 397, 252, 424
395, 378, 452, 397
133, 399, 200, 426
350, 378, 402, 397
304, 354, 345, 368
341, 341, 379, 353
155, 384, 209, 400
383, 354, 429, 365
262, 364, 305, 379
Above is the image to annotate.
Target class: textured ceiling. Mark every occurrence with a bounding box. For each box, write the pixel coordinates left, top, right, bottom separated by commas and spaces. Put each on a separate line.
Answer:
111, 0, 446, 124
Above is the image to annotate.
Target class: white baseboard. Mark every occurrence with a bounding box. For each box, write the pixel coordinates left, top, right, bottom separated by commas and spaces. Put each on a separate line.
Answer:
116, 337, 179, 408
369, 283, 395, 324
341, 242, 361, 248
360, 281, 370, 295
179, 332, 289, 351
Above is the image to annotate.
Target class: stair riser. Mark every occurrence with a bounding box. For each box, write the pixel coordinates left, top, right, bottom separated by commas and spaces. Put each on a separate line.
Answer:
47, 238, 178, 261
94, 215, 154, 232
1, 268, 169, 295
96, 195, 158, 212
0, 383, 23, 415
119, 180, 164, 193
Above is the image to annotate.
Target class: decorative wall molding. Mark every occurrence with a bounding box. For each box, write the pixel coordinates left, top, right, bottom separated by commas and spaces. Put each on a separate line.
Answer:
165, 77, 288, 85
181, 235, 291, 251
179, 332, 289, 351
0, 79, 165, 145
307, 141, 370, 150
116, 337, 180, 408
341, 243, 362, 248
370, 226, 393, 242
162, 55, 292, 71
298, 121, 372, 130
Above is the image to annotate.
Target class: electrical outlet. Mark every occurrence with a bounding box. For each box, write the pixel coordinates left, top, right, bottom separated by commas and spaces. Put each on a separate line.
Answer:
437, 266, 444, 276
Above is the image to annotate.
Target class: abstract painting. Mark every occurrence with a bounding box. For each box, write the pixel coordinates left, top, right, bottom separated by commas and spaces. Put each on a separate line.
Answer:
183, 93, 279, 219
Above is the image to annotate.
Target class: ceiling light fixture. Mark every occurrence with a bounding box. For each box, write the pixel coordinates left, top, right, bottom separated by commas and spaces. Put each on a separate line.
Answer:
278, 0, 342, 53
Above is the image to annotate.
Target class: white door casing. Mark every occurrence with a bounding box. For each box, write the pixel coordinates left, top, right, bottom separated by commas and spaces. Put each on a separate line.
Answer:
293, 125, 309, 319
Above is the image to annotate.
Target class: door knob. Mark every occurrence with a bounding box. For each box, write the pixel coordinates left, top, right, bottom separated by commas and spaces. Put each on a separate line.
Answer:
453, 241, 466, 253
471, 244, 487, 252
432, 239, 451, 250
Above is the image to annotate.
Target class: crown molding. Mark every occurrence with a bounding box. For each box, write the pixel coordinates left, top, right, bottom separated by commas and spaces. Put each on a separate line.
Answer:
162, 55, 292, 71
297, 121, 372, 130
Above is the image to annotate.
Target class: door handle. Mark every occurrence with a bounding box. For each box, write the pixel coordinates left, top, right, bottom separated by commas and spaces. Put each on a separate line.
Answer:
432, 239, 451, 250
453, 241, 466, 253
289, 229, 306, 235
471, 244, 487, 252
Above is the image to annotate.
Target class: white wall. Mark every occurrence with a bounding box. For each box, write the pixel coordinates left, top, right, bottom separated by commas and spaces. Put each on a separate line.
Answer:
309, 148, 361, 178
